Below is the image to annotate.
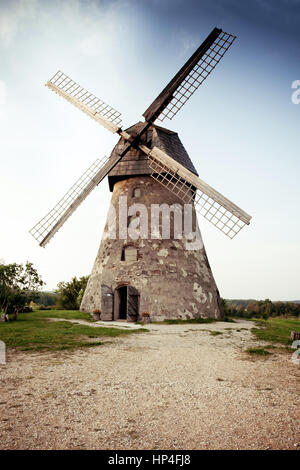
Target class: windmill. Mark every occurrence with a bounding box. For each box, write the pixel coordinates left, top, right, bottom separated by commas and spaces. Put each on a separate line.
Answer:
30, 27, 251, 322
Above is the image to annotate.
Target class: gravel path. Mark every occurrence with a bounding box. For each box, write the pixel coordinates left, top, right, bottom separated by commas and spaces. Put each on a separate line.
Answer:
48, 318, 144, 329
94, 320, 143, 329
0, 320, 299, 450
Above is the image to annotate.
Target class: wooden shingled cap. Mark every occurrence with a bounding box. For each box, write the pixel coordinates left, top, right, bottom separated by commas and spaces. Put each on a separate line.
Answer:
108, 122, 198, 191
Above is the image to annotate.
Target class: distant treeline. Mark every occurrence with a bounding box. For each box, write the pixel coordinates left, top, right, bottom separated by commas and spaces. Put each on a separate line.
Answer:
224, 298, 300, 319
35, 291, 58, 307
35, 276, 89, 310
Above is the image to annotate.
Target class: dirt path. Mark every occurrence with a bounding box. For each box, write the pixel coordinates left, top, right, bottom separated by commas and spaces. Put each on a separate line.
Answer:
47, 318, 144, 329
0, 320, 299, 450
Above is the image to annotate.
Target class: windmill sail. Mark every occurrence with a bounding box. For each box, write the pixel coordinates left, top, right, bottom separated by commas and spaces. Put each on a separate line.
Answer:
31, 26, 251, 248
143, 28, 236, 123
140, 145, 251, 239
30, 153, 123, 247
46, 71, 122, 133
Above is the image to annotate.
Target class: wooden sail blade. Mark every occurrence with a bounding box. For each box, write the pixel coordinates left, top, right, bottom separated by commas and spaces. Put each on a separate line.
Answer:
46, 71, 122, 133
30, 153, 123, 247
140, 145, 251, 239
143, 28, 236, 123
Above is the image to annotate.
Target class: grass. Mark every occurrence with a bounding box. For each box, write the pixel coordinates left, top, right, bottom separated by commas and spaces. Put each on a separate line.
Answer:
246, 347, 272, 356
210, 330, 223, 336
251, 317, 299, 346
0, 310, 147, 352
30, 309, 95, 321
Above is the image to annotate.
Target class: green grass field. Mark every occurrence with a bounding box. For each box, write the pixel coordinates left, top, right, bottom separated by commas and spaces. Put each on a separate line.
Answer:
0, 310, 147, 352
251, 317, 299, 345
0, 310, 298, 353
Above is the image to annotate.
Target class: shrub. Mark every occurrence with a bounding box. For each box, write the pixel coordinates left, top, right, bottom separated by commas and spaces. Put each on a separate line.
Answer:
0, 261, 44, 320
56, 276, 89, 310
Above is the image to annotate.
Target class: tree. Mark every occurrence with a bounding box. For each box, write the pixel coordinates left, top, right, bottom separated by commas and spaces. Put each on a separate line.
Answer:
220, 298, 229, 317
36, 291, 58, 307
56, 276, 89, 310
0, 262, 44, 320
227, 298, 300, 319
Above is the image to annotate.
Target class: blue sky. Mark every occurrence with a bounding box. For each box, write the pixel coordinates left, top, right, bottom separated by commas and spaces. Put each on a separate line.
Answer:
0, 0, 299, 299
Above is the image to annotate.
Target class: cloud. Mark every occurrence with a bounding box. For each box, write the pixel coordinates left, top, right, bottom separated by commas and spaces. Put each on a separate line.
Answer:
0, 80, 7, 106
78, 34, 102, 57
0, 0, 38, 47
0, 80, 7, 118
76, 2, 125, 57
178, 33, 199, 58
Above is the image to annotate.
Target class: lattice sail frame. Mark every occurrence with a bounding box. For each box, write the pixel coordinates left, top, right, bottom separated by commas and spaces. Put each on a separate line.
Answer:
158, 31, 236, 122
31, 30, 250, 247
46, 71, 122, 133
30, 156, 111, 247
141, 145, 251, 239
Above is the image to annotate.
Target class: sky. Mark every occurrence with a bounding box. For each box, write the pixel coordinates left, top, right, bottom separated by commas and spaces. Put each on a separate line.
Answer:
0, 0, 299, 300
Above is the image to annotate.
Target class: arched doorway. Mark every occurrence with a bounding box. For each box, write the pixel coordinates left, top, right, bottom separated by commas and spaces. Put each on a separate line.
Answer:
116, 286, 127, 320
114, 285, 139, 322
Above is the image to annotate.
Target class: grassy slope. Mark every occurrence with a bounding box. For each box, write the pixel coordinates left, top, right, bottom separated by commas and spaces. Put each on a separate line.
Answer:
0, 310, 147, 352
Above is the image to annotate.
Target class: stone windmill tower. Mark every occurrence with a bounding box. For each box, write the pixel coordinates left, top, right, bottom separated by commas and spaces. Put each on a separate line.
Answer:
30, 27, 252, 322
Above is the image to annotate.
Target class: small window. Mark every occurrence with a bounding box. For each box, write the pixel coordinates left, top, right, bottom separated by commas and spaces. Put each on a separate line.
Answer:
133, 188, 141, 198
147, 130, 153, 146
121, 245, 138, 262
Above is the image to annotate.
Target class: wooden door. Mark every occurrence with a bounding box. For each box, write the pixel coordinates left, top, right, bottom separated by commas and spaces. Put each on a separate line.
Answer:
101, 285, 114, 321
127, 286, 139, 322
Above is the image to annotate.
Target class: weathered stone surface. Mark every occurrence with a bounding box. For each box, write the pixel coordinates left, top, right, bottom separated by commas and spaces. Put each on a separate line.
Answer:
80, 175, 223, 321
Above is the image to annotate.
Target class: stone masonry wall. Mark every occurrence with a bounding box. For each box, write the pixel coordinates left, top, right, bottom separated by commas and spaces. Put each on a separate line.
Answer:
80, 176, 223, 321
